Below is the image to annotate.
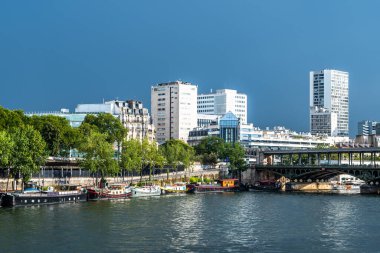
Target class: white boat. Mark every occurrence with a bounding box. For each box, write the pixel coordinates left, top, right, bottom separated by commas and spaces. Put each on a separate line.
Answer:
130, 185, 161, 197
160, 182, 187, 194
331, 174, 364, 194
332, 182, 361, 194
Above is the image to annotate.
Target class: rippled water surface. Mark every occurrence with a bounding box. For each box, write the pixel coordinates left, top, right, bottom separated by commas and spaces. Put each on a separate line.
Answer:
1, 192, 380, 252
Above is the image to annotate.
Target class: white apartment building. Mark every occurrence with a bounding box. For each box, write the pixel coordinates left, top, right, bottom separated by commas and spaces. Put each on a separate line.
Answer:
75, 100, 156, 142
197, 89, 247, 124
151, 81, 198, 144
310, 69, 349, 137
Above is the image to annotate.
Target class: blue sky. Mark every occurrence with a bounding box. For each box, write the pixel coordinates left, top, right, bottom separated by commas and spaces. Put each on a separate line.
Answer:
1, 0, 379, 136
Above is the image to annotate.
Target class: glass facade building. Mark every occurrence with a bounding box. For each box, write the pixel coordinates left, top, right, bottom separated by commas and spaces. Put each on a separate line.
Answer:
219, 112, 239, 143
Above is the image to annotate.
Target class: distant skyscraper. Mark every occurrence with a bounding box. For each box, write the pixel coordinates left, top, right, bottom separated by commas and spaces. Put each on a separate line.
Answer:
151, 81, 198, 144
197, 89, 247, 124
310, 69, 349, 137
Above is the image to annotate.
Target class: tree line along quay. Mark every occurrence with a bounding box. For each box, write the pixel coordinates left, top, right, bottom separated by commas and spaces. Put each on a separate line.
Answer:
0, 106, 247, 191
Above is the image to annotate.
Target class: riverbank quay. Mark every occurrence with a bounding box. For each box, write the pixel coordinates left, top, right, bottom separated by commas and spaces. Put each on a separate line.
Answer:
241, 167, 380, 194
0, 169, 220, 191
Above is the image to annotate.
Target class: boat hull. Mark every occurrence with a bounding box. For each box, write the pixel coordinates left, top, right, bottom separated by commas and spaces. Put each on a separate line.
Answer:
187, 184, 239, 194
87, 189, 131, 200
130, 187, 161, 197
1, 192, 87, 207
160, 185, 187, 194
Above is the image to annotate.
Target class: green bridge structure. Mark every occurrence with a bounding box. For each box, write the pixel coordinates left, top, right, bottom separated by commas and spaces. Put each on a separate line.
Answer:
255, 148, 380, 183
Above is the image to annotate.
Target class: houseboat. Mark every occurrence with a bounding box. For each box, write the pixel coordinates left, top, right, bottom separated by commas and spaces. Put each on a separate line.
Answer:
187, 179, 239, 193
160, 182, 187, 194
331, 174, 364, 194
1, 184, 87, 207
87, 184, 131, 200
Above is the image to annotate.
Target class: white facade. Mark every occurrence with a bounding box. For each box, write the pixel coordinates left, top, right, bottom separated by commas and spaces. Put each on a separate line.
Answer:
76, 100, 155, 142
151, 81, 198, 144
197, 89, 247, 124
240, 125, 332, 150
310, 69, 349, 137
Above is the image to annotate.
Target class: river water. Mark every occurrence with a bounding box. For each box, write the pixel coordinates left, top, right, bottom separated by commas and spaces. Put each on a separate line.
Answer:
1, 192, 380, 253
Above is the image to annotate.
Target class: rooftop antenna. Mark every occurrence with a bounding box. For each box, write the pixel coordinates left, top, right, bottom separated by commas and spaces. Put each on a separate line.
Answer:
210, 88, 213, 93
102, 98, 104, 104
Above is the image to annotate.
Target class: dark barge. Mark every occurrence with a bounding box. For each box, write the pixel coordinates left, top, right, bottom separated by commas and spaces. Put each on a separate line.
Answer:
1, 185, 87, 207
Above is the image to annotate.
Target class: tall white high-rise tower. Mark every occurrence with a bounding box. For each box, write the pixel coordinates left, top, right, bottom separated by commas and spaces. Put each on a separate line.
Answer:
151, 81, 198, 144
310, 69, 349, 137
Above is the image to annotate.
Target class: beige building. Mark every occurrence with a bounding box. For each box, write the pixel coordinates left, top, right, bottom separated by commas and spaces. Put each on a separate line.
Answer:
75, 100, 155, 142
120, 100, 155, 142
151, 81, 198, 144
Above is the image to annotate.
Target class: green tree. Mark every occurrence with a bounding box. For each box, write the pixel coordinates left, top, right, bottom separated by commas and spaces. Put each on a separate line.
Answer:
144, 139, 164, 181
195, 136, 225, 168
0, 131, 15, 191
81, 113, 127, 160
79, 130, 119, 186
160, 139, 195, 179
0, 107, 27, 131
10, 126, 47, 190
29, 115, 74, 156
223, 142, 247, 181
121, 138, 143, 182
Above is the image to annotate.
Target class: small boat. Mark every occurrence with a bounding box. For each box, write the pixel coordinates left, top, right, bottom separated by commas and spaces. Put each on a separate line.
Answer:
160, 182, 187, 194
1, 184, 87, 207
87, 184, 131, 200
331, 174, 364, 194
332, 182, 361, 194
187, 179, 239, 194
130, 185, 161, 197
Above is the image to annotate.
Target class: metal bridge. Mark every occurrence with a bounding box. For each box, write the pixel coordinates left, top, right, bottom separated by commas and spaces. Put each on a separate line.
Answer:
255, 148, 380, 182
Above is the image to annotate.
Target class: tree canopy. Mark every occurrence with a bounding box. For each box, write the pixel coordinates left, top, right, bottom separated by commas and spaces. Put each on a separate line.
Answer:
78, 130, 119, 181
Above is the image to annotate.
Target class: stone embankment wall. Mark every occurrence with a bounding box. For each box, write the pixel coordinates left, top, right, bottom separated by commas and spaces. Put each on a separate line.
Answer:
0, 170, 220, 191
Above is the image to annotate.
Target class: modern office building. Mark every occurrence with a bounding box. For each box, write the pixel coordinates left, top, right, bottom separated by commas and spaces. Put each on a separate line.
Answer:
310, 69, 349, 137
219, 112, 240, 143
197, 89, 248, 124
151, 81, 198, 144
358, 120, 378, 136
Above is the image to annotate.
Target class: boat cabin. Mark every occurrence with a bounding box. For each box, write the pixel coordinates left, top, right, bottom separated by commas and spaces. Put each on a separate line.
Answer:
220, 179, 238, 187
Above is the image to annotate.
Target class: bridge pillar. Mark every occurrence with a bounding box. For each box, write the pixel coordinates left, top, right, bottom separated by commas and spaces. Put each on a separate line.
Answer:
317, 154, 320, 166
349, 153, 353, 166
327, 153, 331, 165
298, 154, 302, 165
338, 153, 341, 166
360, 152, 363, 166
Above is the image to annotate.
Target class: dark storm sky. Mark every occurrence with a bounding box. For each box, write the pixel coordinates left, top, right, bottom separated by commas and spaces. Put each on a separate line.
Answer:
1, 0, 379, 136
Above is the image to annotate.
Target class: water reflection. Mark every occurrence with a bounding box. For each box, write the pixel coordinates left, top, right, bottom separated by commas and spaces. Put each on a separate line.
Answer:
1, 193, 380, 252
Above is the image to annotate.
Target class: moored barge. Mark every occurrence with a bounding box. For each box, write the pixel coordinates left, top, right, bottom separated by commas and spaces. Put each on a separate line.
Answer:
87, 184, 131, 200
1, 185, 87, 207
187, 179, 239, 193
